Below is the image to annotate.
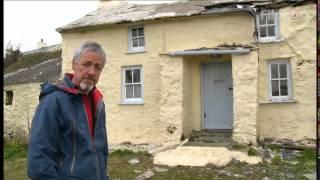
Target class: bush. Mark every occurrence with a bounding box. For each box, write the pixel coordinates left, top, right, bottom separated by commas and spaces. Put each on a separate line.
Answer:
248, 147, 257, 156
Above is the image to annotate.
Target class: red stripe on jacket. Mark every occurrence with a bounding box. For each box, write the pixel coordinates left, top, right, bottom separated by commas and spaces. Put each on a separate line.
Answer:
83, 95, 94, 138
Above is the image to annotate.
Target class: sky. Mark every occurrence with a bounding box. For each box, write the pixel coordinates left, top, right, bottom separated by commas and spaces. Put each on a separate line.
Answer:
4, 0, 176, 53
4, 1, 100, 52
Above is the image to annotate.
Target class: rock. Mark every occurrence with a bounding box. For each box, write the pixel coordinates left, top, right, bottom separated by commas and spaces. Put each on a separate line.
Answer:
219, 170, 232, 176
281, 149, 299, 161
128, 158, 140, 165
134, 169, 143, 174
148, 140, 188, 155
110, 143, 162, 153
285, 172, 295, 179
153, 166, 168, 173
303, 171, 317, 180
243, 170, 253, 175
135, 169, 155, 180
286, 160, 298, 165
234, 174, 245, 178
262, 177, 271, 180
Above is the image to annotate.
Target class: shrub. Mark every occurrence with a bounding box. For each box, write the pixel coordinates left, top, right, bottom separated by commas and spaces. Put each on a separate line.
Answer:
248, 147, 257, 156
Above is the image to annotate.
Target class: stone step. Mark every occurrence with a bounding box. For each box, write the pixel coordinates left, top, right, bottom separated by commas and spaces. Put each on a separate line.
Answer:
190, 131, 232, 138
188, 130, 233, 144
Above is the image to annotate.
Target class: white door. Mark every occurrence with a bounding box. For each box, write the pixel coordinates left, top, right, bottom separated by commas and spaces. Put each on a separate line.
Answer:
202, 62, 233, 129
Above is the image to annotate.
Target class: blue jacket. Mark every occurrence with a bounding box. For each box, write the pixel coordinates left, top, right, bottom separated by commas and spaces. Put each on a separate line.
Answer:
28, 73, 109, 180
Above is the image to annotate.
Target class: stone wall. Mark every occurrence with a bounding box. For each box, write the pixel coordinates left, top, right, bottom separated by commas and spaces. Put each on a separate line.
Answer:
232, 51, 259, 145
4, 83, 42, 142
257, 4, 316, 141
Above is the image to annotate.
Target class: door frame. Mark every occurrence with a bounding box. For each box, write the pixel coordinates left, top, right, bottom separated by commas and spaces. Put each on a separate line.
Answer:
200, 60, 233, 130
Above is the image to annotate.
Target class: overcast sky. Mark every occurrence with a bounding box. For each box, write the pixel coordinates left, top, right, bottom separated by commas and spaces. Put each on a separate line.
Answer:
4, 1, 100, 52
4, 0, 175, 52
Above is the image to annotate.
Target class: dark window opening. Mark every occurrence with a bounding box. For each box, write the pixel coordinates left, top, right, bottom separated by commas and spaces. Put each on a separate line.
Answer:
6, 91, 13, 105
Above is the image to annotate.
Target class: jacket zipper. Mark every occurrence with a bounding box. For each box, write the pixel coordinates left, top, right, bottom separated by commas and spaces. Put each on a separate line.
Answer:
83, 101, 103, 180
70, 118, 76, 173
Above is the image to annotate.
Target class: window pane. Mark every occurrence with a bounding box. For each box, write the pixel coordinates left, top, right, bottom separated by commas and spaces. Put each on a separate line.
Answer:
271, 64, 278, 79
259, 14, 266, 25
267, 26, 275, 37
126, 85, 133, 98
267, 13, 274, 24
280, 80, 288, 96
133, 69, 141, 83
279, 64, 287, 78
139, 37, 145, 47
134, 84, 141, 98
138, 28, 144, 36
125, 70, 132, 83
132, 38, 139, 47
132, 29, 137, 37
259, 27, 267, 37
271, 80, 279, 96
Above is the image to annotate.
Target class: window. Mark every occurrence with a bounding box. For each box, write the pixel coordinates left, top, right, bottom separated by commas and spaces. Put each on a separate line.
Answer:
128, 26, 145, 52
257, 9, 279, 41
5, 91, 13, 105
268, 61, 292, 101
122, 66, 143, 103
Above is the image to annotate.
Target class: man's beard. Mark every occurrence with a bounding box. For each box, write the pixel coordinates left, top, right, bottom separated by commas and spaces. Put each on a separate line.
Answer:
79, 79, 95, 94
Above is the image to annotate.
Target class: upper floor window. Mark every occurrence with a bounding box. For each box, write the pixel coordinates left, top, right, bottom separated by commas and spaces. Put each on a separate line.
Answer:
268, 60, 292, 101
257, 9, 279, 42
5, 91, 13, 105
128, 26, 145, 52
122, 66, 143, 103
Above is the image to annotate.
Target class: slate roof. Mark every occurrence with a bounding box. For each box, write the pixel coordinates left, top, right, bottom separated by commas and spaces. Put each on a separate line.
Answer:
23, 43, 61, 55
57, 0, 312, 32
4, 58, 62, 86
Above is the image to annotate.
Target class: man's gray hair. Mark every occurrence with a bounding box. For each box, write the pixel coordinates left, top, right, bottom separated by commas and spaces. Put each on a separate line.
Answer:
73, 41, 106, 65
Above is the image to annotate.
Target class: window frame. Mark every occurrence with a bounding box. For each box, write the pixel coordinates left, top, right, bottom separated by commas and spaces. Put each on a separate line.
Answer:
121, 65, 144, 104
5, 90, 13, 105
256, 9, 280, 42
128, 26, 145, 52
267, 60, 292, 102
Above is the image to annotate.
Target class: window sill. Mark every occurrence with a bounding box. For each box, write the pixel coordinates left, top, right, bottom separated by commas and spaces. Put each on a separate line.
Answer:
252, 39, 284, 44
119, 101, 144, 105
259, 100, 297, 104
126, 50, 146, 54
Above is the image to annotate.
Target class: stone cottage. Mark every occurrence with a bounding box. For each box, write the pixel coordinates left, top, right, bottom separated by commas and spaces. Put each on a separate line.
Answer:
56, 0, 316, 146
4, 44, 62, 141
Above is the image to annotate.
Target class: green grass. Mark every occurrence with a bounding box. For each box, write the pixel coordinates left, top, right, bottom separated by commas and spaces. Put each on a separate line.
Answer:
4, 143, 316, 180
4, 142, 28, 160
271, 155, 282, 166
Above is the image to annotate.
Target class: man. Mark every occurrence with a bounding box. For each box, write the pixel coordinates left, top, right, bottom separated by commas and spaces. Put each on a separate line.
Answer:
28, 41, 109, 180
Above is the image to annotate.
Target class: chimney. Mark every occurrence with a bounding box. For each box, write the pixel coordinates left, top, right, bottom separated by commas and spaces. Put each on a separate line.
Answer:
37, 38, 47, 49
99, 0, 123, 8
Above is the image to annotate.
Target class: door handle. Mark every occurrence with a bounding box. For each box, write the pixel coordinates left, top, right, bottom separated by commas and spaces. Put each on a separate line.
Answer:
228, 87, 233, 90
204, 112, 206, 118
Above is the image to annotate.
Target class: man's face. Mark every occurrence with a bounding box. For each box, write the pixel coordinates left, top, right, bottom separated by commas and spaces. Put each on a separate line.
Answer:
72, 50, 104, 94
